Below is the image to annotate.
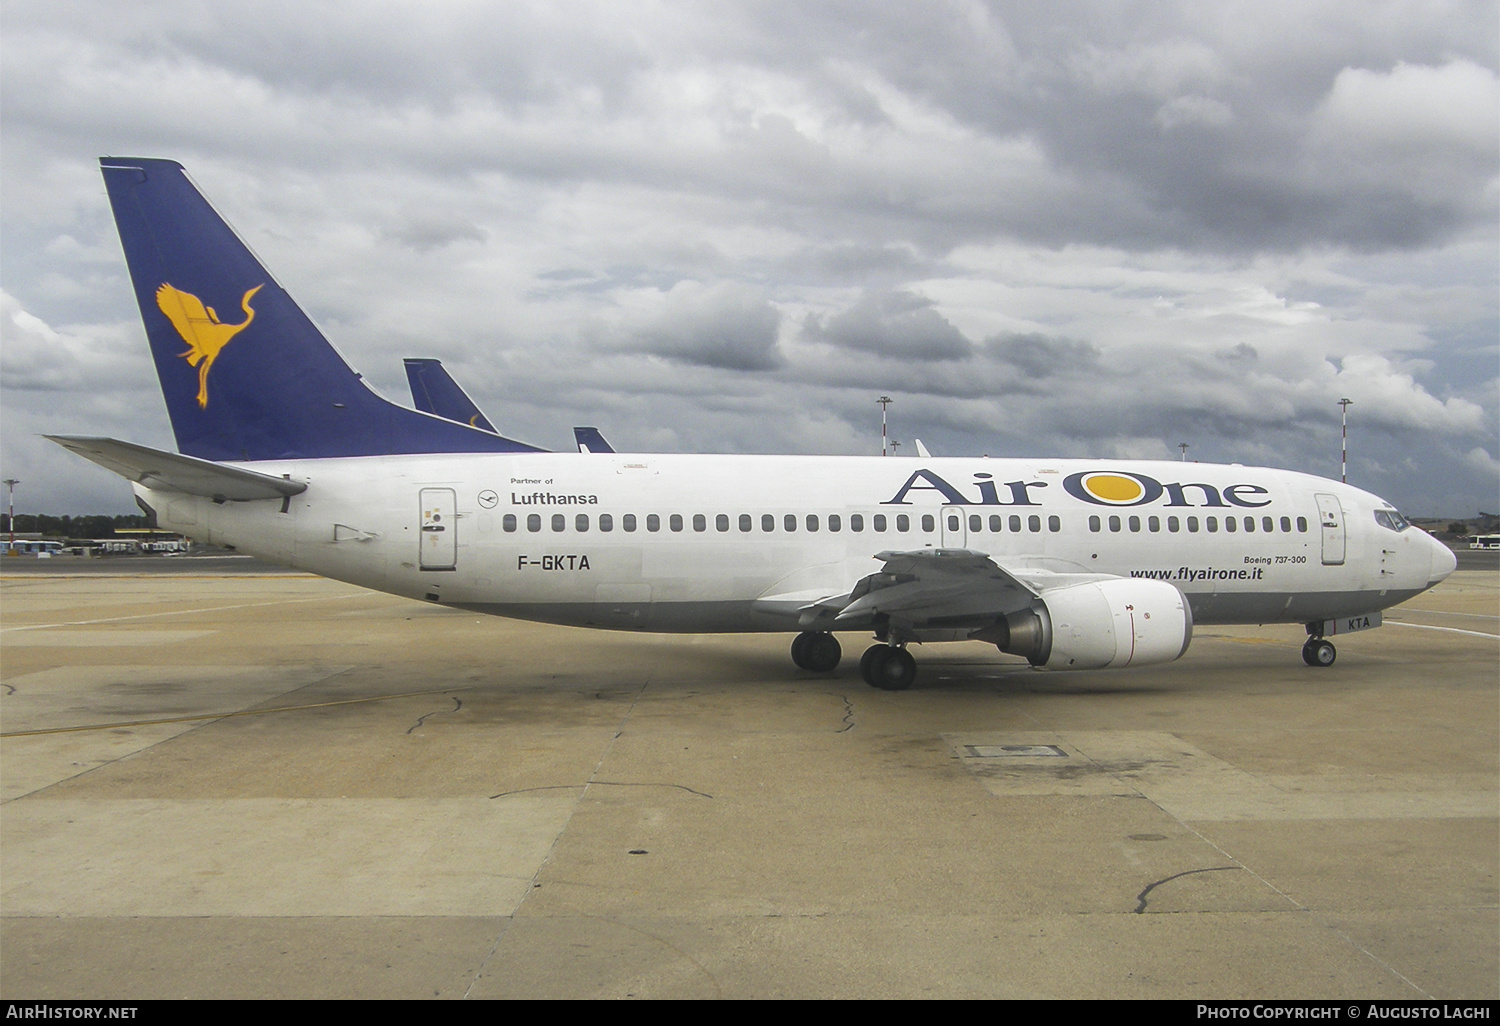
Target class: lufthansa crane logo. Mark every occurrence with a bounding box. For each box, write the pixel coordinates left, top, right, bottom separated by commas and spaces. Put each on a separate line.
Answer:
155, 283, 264, 408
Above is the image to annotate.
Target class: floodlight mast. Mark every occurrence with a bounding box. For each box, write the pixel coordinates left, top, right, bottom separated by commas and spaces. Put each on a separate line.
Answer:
877, 396, 892, 457
3, 479, 17, 554
1337, 398, 1353, 483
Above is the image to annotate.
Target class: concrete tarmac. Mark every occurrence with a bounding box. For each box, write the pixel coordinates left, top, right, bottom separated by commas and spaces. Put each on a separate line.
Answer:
1, 562, 1495, 999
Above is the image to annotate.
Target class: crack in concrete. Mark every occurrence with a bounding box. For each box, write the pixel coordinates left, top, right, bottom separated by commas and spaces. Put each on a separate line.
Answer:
1133, 866, 1239, 913
405, 695, 461, 734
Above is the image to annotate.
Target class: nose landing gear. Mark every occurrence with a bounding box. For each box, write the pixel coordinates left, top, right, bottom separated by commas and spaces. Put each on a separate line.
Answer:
1302, 637, 1336, 667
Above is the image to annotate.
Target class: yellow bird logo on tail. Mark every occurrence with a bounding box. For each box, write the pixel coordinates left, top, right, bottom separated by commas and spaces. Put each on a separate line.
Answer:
155, 283, 264, 408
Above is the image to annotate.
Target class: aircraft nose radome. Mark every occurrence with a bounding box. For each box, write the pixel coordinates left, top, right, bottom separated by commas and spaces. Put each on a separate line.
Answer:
1428, 535, 1458, 585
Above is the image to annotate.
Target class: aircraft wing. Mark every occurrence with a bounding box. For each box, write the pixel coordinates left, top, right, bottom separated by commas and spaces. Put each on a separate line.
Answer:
45, 436, 307, 502
829, 548, 1122, 630
830, 548, 1037, 631
760, 548, 1127, 633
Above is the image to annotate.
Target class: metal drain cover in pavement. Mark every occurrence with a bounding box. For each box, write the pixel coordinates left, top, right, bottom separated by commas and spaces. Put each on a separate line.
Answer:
964, 744, 1067, 758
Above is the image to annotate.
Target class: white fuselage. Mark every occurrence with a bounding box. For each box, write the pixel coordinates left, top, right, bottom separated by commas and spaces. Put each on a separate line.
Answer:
137, 453, 1454, 637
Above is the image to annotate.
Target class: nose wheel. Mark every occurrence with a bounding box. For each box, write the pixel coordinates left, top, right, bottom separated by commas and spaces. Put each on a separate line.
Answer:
790, 631, 842, 672
860, 644, 917, 690
1302, 637, 1337, 667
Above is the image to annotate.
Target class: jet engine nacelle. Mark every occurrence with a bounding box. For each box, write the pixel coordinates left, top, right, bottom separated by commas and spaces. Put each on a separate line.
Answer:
992, 578, 1193, 670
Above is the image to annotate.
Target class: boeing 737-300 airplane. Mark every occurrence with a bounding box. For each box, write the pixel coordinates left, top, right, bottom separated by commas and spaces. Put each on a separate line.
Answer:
50, 158, 1458, 690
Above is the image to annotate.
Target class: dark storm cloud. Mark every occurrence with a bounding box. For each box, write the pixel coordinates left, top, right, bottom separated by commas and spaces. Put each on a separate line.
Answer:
984, 332, 1102, 378
612, 282, 785, 371
805, 290, 972, 360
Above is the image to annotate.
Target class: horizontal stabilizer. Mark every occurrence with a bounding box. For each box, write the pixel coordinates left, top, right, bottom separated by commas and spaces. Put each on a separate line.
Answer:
45, 436, 306, 502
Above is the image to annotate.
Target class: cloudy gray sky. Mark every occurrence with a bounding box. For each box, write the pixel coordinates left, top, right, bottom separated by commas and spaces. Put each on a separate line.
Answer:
3, 0, 1496, 518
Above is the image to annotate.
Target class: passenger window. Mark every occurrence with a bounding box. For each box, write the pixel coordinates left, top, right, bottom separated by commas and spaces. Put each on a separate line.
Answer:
762, 514, 775, 532
1168, 516, 1179, 533
552, 514, 566, 532
503, 514, 517, 532
1242, 516, 1252, 532
1207, 516, 1218, 533
873, 514, 887, 532
1264, 517, 1275, 533
807, 514, 819, 532
623, 513, 636, 532
692, 514, 705, 532
850, 514, 864, 532
784, 514, 797, 532
1280, 517, 1291, 533
669, 514, 683, 532
1187, 517, 1199, 533
896, 514, 910, 532
1224, 516, 1236, 533
1129, 515, 1141, 532
527, 513, 541, 532
1148, 516, 1159, 533
950, 515, 962, 532
599, 513, 613, 532
576, 514, 589, 532
968, 514, 981, 532
1108, 515, 1121, 532
1028, 515, 1041, 533
1089, 515, 1101, 533
739, 514, 752, 532
1009, 515, 1021, 532
716, 514, 729, 532
647, 514, 660, 532
828, 514, 841, 532
1296, 517, 1308, 532
921, 514, 934, 532
989, 515, 1002, 532
1048, 515, 1060, 532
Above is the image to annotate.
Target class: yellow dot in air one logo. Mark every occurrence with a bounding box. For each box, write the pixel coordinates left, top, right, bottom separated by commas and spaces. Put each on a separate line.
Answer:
1082, 474, 1145, 503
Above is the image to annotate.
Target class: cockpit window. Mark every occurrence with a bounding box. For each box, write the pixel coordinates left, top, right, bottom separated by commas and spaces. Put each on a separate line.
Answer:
1374, 509, 1410, 532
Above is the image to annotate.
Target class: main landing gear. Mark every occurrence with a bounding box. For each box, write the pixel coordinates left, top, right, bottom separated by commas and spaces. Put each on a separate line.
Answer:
860, 644, 916, 691
790, 630, 842, 673
790, 631, 917, 690
1301, 636, 1337, 667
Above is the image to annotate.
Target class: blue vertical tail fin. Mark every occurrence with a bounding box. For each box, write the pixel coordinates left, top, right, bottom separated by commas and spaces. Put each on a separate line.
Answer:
403, 358, 499, 434
573, 427, 616, 453
100, 157, 543, 461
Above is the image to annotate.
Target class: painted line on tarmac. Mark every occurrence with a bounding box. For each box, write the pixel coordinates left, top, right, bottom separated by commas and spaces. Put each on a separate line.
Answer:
1387, 620, 1499, 639
1, 593, 365, 633
0, 685, 479, 737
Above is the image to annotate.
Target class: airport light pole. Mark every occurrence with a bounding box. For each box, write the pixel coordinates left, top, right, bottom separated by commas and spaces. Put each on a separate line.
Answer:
1178, 442, 1189, 462
4, 479, 17, 555
877, 396, 892, 456
1337, 398, 1353, 483
890, 440, 901, 456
